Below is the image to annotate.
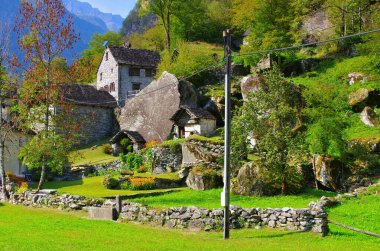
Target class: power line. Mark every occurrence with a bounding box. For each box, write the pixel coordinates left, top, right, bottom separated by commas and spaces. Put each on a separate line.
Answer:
234, 28, 380, 57
63, 61, 223, 106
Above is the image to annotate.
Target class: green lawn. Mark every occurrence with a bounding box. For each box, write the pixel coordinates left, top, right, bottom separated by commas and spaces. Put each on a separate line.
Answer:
41, 176, 184, 198
70, 140, 118, 166
1, 203, 379, 251
129, 188, 336, 209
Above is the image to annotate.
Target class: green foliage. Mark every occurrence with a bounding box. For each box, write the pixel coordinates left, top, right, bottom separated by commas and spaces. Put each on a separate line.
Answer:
18, 134, 69, 175
102, 174, 119, 189
120, 153, 143, 171
120, 138, 130, 148
157, 41, 223, 86
102, 144, 112, 155
232, 67, 305, 194
82, 31, 123, 58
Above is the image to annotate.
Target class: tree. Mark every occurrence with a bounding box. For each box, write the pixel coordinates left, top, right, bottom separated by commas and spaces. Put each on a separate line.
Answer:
0, 21, 12, 199
232, 67, 305, 194
15, 0, 78, 191
148, 0, 177, 50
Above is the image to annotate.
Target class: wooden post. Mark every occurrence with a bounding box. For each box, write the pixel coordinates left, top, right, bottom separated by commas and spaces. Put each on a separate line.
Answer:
116, 195, 122, 215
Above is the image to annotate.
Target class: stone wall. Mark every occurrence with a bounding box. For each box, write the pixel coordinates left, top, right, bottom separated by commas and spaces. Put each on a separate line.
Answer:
119, 203, 328, 235
9, 191, 328, 236
150, 146, 182, 174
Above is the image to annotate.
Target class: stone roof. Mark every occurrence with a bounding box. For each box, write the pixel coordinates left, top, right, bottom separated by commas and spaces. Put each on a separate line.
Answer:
110, 130, 146, 144
171, 106, 216, 122
60, 84, 117, 108
108, 46, 160, 67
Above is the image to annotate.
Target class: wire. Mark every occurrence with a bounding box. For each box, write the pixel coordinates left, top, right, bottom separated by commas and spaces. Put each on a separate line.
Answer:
63, 60, 223, 105
234, 28, 380, 57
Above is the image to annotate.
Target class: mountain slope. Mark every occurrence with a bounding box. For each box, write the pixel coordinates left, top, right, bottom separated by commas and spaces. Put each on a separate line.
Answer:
63, 0, 124, 32
0, 0, 108, 62
121, 1, 156, 37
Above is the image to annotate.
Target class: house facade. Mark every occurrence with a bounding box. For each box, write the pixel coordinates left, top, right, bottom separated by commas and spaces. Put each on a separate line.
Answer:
171, 106, 217, 139
96, 46, 160, 107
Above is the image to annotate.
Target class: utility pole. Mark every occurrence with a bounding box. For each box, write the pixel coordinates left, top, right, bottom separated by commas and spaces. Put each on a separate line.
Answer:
222, 29, 232, 240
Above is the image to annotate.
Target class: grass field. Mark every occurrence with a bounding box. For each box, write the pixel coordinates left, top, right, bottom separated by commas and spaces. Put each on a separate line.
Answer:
41, 175, 185, 198
0, 203, 379, 251
70, 139, 118, 166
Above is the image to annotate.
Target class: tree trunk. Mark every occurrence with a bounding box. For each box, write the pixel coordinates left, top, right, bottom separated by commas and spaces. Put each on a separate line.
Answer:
312, 154, 319, 190
37, 163, 46, 191
0, 96, 8, 200
281, 176, 286, 195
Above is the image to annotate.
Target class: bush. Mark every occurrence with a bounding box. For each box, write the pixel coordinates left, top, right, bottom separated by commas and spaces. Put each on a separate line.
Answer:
126, 145, 133, 153
145, 140, 160, 148
128, 177, 156, 190
102, 174, 119, 189
120, 138, 130, 148
137, 165, 147, 173
17, 182, 29, 193
103, 144, 112, 155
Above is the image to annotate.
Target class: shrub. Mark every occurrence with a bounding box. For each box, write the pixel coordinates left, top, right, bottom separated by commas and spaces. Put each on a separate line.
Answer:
5, 171, 16, 182
145, 140, 160, 148
120, 138, 130, 148
102, 174, 119, 189
128, 177, 156, 190
137, 165, 147, 173
102, 144, 112, 155
17, 182, 29, 193
120, 181, 130, 190
126, 145, 133, 153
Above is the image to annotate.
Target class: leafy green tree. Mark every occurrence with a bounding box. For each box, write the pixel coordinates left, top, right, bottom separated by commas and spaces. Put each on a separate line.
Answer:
239, 0, 297, 66
82, 31, 123, 58
16, 0, 79, 191
232, 67, 305, 194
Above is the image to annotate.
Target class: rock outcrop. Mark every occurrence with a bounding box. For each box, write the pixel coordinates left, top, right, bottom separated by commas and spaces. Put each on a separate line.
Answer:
119, 72, 198, 142
360, 106, 378, 127
232, 162, 268, 196
314, 155, 348, 191
240, 74, 265, 101
348, 88, 380, 112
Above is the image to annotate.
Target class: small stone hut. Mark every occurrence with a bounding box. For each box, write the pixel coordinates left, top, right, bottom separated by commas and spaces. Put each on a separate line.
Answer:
110, 130, 146, 155
170, 106, 216, 138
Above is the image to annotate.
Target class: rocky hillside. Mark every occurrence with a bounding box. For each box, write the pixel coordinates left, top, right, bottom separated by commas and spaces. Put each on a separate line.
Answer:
63, 0, 124, 32
120, 1, 156, 37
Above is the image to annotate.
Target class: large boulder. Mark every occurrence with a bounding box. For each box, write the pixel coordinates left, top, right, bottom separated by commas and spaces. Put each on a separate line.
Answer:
315, 155, 348, 191
348, 88, 380, 112
360, 106, 379, 127
119, 72, 197, 142
347, 72, 373, 85
240, 74, 265, 101
231, 162, 268, 196
186, 163, 222, 190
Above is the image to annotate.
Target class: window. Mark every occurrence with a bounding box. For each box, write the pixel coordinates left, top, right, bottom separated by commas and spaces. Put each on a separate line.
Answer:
110, 83, 116, 92
132, 83, 141, 91
106, 52, 109, 61
145, 68, 155, 77
129, 67, 140, 77
100, 73, 103, 81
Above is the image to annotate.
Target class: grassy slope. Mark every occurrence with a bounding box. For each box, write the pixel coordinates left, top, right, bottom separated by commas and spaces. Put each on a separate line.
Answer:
41, 176, 184, 198
292, 55, 380, 140
129, 188, 336, 209
70, 139, 118, 166
1, 203, 379, 251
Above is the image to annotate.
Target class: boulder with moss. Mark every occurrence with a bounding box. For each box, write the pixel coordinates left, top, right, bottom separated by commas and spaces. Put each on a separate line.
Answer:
348, 88, 380, 112
186, 163, 222, 190
360, 106, 379, 127
314, 155, 350, 191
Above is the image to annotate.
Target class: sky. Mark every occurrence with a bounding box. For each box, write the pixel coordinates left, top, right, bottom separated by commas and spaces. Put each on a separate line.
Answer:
81, 0, 138, 18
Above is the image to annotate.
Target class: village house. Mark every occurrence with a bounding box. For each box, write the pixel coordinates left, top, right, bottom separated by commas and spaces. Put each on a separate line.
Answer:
96, 46, 160, 107
109, 130, 146, 155
59, 84, 118, 145
170, 106, 217, 138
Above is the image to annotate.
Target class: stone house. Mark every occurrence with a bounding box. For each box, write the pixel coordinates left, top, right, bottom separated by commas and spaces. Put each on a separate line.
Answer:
170, 106, 216, 138
109, 130, 146, 155
59, 84, 118, 145
96, 46, 160, 107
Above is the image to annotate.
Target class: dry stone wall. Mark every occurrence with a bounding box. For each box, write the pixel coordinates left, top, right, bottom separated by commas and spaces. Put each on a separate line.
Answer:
10, 191, 328, 236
